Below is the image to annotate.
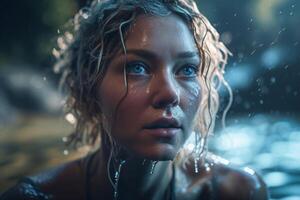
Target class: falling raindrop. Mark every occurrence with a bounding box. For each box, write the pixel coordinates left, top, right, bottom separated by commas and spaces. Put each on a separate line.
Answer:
284, 65, 289, 69
270, 77, 276, 84
63, 150, 69, 155
250, 49, 257, 56
259, 100, 264, 105
62, 137, 68, 143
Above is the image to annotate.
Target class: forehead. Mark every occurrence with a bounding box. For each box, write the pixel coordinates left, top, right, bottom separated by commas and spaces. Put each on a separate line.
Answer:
125, 14, 197, 56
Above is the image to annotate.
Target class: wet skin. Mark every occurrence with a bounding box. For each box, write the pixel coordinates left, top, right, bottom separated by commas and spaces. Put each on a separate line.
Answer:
0, 14, 268, 200
98, 13, 201, 161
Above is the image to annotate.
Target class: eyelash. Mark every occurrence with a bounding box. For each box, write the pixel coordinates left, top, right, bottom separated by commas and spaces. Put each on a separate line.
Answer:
126, 62, 149, 75
176, 64, 199, 77
125, 61, 199, 77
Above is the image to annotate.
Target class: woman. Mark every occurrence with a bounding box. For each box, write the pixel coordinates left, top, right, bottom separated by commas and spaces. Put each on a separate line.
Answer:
0, 0, 268, 199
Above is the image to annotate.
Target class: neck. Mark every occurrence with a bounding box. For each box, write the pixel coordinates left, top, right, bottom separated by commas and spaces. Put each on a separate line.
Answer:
94, 147, 174, 200
118, 158, 173, 199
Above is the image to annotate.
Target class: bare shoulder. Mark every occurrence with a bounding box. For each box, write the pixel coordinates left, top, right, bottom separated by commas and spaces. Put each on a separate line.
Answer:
206, 153, 269, 200
0, 155, 90, 200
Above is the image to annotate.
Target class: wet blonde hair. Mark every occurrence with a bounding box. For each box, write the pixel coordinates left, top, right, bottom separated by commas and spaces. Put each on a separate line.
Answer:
54, 0, 232, 159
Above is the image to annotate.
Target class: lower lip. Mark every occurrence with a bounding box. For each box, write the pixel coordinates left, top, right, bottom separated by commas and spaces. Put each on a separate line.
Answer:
142, 128, 181, 137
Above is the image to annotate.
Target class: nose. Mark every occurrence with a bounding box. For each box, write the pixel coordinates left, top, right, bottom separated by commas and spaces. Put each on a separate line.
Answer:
151, 71, 180, 109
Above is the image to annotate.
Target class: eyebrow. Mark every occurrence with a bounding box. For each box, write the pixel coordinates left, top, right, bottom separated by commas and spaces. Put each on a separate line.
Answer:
125, 49, 199, 59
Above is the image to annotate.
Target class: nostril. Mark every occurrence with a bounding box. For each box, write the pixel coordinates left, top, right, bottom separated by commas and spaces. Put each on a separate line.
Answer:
150, 73, 180, 109
152, 88, 180, 109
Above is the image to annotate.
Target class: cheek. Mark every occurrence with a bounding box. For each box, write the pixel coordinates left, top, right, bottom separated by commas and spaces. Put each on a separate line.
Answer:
114, 82, 149, 128
97, 74, 126, 131
98, 77, 149, 136
181, 81, 202, 125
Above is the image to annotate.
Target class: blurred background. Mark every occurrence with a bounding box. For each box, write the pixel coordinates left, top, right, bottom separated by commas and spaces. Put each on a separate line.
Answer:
0, 0, 299, 199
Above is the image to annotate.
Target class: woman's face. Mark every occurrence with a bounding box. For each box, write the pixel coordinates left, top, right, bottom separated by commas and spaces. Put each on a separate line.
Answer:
98, 13, 201, 160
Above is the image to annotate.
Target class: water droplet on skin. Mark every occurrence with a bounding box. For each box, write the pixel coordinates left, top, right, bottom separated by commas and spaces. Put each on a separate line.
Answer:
204, 163, 211, 172
146, 87, 150, 94
113, 160, 126, 200
194, 158, 199, 173
142, 159, 147, 165
243, 167, 255, 175
150, 161, 158, 175
188, 83, 200, 97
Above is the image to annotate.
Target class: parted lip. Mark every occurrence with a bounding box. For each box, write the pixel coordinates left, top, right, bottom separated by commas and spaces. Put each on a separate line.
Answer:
144, 117, 182, 129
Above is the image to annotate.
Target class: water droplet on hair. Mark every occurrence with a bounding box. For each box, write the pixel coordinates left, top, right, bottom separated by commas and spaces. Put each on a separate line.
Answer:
82, 13, 89, 19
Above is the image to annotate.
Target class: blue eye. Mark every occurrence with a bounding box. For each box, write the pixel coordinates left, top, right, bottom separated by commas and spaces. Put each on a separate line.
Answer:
177, 65, 198, 77
126, 62, 149, 75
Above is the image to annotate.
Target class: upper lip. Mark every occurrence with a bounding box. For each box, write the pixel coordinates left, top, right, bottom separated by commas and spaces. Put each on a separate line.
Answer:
144, 118, 182, 129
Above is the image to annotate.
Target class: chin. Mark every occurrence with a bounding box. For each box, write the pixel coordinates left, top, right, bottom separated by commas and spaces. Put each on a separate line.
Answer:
132, 143, 179, 161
